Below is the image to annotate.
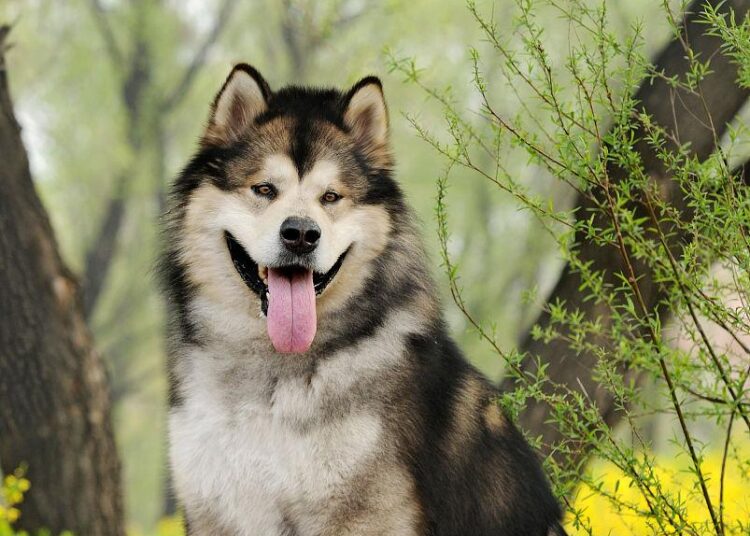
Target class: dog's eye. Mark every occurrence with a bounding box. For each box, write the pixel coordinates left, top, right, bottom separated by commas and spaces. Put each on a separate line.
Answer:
321, 191, 342, 204
252, 183, 276, 199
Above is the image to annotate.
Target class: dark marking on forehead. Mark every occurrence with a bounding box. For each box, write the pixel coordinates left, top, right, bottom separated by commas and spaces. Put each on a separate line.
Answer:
291, 118, 315, 177
255, 86, 351, 177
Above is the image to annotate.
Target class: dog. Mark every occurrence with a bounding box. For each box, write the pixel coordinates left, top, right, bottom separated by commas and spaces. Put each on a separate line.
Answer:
160, 64, 566, 535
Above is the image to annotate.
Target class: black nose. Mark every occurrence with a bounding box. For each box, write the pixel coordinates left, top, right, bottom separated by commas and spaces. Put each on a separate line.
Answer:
280, 216, 321, 255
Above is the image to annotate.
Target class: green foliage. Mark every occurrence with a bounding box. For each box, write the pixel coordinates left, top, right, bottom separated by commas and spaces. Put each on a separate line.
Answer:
703, 3, 750, 89
392, 0, 750, 533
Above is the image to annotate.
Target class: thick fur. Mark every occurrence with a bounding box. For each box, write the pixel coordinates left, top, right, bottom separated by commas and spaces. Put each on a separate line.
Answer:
160, 64, 565, 535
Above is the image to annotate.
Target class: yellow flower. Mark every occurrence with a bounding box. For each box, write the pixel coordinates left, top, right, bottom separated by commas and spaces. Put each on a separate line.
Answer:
567, 439, 750, 535
156, 516, 185, 536
5, 507, 19, 523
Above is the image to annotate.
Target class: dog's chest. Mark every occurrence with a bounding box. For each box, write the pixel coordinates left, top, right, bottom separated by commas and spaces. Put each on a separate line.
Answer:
169, 358, 384, 535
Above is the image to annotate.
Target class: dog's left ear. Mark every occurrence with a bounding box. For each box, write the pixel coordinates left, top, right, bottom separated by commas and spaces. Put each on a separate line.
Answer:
343, 77, 389, 148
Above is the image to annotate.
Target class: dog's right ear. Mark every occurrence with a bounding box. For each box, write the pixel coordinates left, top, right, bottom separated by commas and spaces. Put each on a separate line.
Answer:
202, 64, 271, 146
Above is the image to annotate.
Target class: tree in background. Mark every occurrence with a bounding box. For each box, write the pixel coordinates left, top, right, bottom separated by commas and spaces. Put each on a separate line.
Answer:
0, 26, 123, 535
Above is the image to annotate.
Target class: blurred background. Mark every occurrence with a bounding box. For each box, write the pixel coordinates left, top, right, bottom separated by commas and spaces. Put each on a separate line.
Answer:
1, 0, 742, 533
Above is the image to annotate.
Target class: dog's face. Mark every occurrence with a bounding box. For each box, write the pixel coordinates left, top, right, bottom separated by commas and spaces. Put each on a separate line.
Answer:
173, 65, 401, 354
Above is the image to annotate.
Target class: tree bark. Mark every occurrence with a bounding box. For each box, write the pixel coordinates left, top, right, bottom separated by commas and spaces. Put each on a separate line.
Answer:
0, 26, 124, 535
503, 0, 750, 466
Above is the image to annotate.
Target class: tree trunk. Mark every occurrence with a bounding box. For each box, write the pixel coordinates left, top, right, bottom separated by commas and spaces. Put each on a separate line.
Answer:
503, 0, 750, 466
0, 26, 124, 535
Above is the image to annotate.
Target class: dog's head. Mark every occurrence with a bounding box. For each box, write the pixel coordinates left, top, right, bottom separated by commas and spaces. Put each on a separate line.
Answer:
167, 65, 415, 354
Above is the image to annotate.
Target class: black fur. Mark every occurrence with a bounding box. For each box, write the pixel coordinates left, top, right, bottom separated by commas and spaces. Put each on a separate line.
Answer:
402, 325, 563, 535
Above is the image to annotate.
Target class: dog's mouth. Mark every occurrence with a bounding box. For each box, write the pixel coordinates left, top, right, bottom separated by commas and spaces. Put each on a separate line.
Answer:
224, 231, 349, 354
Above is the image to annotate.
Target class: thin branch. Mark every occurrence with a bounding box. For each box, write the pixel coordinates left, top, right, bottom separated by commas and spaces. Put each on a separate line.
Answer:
280, 0, 304, 79
281, 0, 372, 80
681, 385, 750, 409
160, 0, 240, 112
87, 0, 124, 66
82, 173, 128, 319
308, 0, 372, 50
718, 409, 735, 535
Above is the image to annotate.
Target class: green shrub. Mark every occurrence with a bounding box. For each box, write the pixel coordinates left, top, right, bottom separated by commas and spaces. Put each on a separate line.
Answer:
390, 0, 750, 533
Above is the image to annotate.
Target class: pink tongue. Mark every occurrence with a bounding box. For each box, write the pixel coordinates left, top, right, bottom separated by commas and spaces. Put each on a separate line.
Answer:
266, 268, 317, 354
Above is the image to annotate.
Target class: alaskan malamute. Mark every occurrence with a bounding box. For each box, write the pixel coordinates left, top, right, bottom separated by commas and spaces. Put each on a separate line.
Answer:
160, 64, 565, 535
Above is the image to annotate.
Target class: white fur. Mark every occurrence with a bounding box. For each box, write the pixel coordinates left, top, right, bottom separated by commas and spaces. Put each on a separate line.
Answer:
169, 309, 425, 535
